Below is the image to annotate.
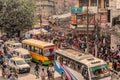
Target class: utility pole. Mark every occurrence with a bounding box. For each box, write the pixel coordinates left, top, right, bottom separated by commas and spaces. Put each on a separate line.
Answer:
95, 0, 99, 57
86, 0, 89, 53
64, 0, 66, 13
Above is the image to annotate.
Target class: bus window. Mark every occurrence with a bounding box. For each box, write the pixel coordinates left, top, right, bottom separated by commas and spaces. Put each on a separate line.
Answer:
34, 47, 40, 54
56, 55, 60, 62
44, 48, 54, 56
90, 65, 109, 80
75, 64, 81, 71
67, 60, 71, 67
82, 67, 89, 80
31, 46, 34, 52
71, 61, 75, 69
22, 44, 25, 49
63, 58, 67, 65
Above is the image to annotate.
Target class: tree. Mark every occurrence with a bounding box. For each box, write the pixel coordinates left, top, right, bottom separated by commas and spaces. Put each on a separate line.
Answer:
0, 0, 35, 36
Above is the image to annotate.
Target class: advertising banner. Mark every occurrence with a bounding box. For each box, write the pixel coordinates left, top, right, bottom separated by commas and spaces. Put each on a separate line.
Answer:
100, 13, 107, 28
71, 14, 77, 25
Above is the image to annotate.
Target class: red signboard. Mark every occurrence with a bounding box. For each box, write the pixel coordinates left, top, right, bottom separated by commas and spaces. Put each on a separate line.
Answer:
71, 14, 77, 25
100, 13, 107, 28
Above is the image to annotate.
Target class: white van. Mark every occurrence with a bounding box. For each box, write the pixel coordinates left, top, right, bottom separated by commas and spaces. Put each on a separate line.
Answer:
5, 41, 22, 53
7, 57, 30, 74
13, 48, 32, 64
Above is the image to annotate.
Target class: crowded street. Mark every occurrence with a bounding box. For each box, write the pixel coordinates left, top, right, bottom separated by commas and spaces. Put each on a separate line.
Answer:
1, 0, 120, 80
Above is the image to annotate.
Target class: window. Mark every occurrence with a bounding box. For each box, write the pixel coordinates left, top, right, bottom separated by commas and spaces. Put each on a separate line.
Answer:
107, 10, 111, 22
82, 66, 89, 80
30, 46, 34, 52
79, 0, 87, 6
105, 0, 109, 7
98, 0, 101, 8
63, 57, 67, 65
34, 47, 40, 53
26, 45, 31, 50
91, 0, 97, 6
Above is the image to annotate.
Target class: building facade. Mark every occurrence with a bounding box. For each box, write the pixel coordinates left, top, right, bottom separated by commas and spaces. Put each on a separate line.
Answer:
71, 0, 108, 34
35, 0, 55, 20
108, 0, 120, 27
108, 0, 120, 50
54, 0, 76, 15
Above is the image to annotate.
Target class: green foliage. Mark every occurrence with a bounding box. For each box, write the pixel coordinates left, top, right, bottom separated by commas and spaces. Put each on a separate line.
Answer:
0, 0, 35, 32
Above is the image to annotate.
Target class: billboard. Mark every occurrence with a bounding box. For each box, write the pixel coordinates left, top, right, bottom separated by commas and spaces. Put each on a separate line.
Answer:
70, 7, 82, 13
100, 13, 107, 28
71, 14, 77, 25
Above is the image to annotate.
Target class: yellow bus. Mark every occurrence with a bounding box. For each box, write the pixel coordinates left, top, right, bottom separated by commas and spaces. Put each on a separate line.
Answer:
22, 39, 55, 65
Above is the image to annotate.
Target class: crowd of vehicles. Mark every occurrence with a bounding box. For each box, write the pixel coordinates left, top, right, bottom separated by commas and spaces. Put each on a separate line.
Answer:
0, 38, 113, 80
13, 48, 32, 64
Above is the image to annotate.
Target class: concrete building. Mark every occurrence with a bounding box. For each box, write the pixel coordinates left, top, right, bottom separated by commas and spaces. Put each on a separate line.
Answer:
35, 0, 55, 19
71, 0, 108, 34
54, 0, 76, 15
108, 0, 120, 27
108, 0, 120, 50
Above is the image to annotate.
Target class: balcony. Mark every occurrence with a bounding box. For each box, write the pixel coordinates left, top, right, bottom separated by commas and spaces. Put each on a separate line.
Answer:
98, 8, 107, 13
82, 6, 98, 14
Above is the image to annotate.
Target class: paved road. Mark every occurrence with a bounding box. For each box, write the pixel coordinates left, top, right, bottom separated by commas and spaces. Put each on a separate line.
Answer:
0, 62, 61, 80
0, 62, 119, 80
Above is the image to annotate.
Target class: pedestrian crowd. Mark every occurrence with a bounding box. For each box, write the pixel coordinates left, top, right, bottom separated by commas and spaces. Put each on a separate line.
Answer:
34, 63, 55, 80
29, 30, 120, 72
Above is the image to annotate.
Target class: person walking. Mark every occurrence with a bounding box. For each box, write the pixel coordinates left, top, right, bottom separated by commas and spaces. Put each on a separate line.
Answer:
47, 67, 51, 80
48, 64, 55, 80
40, 68, 47, 80
8, 73, 16, 80
34, 63, 40, 79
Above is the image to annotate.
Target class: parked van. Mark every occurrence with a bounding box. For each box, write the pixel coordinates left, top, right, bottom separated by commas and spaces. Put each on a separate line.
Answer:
13, 48, 32, 64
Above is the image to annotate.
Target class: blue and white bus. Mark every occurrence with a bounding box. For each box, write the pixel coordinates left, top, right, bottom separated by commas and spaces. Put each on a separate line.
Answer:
54, 49, 111, 80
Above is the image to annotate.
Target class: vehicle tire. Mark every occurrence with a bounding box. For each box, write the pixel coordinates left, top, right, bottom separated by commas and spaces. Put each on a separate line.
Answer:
62, 72, 67, 80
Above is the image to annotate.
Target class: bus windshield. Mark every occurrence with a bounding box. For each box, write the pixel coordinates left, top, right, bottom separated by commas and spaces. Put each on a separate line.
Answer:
90, 64, 110, 80
44, 47, 54, 56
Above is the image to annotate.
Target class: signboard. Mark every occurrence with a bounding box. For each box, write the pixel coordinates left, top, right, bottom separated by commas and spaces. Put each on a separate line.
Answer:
116, 0, 120, 9
71, 14, 77, 25
100, 13, 107, 28
70, 7, 82, 13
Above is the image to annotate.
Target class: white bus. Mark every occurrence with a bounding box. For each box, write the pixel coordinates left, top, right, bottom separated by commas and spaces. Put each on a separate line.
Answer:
54, 49, 111, 80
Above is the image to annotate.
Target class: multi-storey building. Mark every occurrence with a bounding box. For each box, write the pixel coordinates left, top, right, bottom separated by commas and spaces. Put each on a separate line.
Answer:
72, 0, 108, 34
54, 0, 76, 15
35, 0, 55, 19
108, 0, 120, 50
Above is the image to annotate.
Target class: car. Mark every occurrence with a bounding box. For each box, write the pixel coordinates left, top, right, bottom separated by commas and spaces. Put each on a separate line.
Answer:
7, 57, 30, 74
5, 41, 22, 53
13, 48, 32, 64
